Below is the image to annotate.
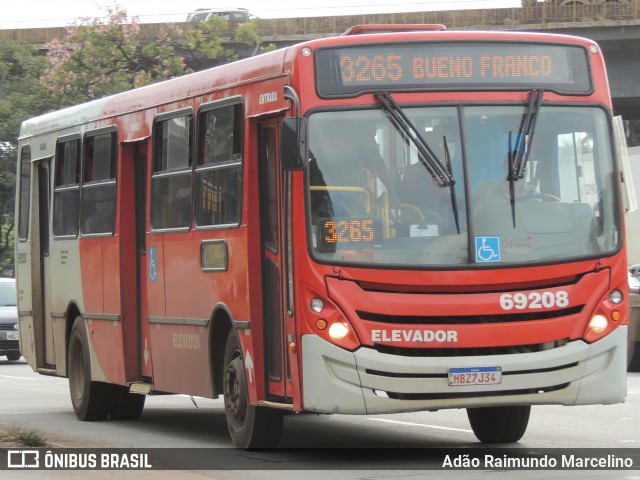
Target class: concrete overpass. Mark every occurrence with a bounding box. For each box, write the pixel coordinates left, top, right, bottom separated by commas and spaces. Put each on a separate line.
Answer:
1, 2, 640, 117
536, 23, 640, 119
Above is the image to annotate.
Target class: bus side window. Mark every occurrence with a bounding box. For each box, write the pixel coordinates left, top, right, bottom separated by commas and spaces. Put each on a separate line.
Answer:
17, 146, 31, 241
195, 103, 243, 227
150, 114, 193, 231
81, 131, 118, 235
53, 138, 81, 237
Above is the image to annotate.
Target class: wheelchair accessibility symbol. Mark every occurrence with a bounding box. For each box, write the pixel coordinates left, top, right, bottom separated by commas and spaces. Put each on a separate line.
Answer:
475, 236, 501, 263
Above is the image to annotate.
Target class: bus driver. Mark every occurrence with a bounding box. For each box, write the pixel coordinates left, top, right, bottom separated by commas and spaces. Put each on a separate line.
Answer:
308, 120, 399, 221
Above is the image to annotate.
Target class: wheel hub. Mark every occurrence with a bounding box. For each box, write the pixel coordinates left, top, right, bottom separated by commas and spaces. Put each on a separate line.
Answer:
224, 357, 247, 422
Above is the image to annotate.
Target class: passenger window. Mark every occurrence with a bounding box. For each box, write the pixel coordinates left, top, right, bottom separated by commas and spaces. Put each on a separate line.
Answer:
81, 131, 117, 235
195, 103, 243, 227
17, 146, 31, 241
151, 113, 193, 230
53, 139, 81, 237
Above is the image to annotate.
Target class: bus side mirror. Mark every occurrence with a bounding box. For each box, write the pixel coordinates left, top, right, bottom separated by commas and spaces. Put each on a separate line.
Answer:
281, 117, 308, 171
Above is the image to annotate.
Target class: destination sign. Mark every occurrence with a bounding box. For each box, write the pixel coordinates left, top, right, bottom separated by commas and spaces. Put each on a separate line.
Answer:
315, 42, 592, 97
317, 216, 382, 252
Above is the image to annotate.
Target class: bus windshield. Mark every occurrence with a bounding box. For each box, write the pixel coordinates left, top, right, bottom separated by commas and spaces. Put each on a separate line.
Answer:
307, 104, 619, 267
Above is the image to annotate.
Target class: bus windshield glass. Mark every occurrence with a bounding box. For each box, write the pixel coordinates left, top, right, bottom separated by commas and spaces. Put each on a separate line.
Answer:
307, 105, 618, 267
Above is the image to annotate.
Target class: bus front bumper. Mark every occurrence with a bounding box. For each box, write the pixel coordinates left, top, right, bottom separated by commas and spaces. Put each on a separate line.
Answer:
301, 327, 627, 414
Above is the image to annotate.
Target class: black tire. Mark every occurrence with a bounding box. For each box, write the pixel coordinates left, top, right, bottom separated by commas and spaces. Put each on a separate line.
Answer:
223, 330, 283, 449
628, 336, 640, 371
110, 385, 146, 420
68, 316, 114, 421
6, 352, 21, 361
467, 405, 530, 443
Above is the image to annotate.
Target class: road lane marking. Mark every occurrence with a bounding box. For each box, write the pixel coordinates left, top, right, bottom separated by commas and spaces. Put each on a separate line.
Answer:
367, 417, 473, 433
0, 409, 70, 414
0, 374, 38, 380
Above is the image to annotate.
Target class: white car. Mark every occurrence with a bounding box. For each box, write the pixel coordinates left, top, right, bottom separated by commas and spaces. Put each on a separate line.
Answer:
0, 278, 20, 361
186, 7, 253, 22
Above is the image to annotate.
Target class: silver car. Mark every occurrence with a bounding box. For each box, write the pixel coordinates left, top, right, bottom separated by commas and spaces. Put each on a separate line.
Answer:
0, 277, 20, 361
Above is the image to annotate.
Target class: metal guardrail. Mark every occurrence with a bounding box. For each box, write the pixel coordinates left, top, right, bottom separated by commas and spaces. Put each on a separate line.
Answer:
1, 2, 640, 45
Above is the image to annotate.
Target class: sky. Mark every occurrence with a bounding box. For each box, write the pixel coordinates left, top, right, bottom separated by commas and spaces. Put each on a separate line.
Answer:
1, 0, 522, 29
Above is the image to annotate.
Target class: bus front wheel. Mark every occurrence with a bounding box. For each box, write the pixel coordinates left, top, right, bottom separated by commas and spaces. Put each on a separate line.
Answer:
223, 330, 283, 449
467, 405, 530, 443
68, 316, 114, 421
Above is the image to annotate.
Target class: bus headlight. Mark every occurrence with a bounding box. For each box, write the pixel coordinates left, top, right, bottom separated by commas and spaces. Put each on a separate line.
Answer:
328, 322, 350, 341
609, 289, 623, 305
310, 298, 324, 313
305, 288, 360, 350
588, 314, 608, 335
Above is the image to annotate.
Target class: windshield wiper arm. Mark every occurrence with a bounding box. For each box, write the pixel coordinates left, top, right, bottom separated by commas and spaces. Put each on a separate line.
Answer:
511, 89, 543, 181
443, 135, 461, 234
508, 132, 517, 228
374, 92, 454, 187
506, 89, 543, 228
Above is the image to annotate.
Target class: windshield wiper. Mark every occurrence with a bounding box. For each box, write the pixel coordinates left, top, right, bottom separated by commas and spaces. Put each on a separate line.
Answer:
508, 132, 517, 228
442, 136, 461, 234
511, 89, 543, 181
507, 89, 543, 228
374, 92, 454, 188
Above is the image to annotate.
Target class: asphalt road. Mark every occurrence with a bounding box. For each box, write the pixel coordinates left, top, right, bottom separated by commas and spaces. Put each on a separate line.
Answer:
1, 357, 640, 479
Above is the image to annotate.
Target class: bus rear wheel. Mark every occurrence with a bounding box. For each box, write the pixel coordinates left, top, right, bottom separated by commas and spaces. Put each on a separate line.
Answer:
223, 331, 283, 449
68, 316, 114, 421
109, 386, 146, 420
467, 405, 530, 443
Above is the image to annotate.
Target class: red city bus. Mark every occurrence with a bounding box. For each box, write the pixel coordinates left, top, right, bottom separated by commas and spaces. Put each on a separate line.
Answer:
15, 25, 629, 448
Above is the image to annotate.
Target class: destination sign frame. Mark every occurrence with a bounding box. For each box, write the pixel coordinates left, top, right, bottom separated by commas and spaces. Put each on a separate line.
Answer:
315, 41, 592, 97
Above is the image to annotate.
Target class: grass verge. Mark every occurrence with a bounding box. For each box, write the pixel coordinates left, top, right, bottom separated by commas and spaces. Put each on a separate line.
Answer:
0, 427, 47, 447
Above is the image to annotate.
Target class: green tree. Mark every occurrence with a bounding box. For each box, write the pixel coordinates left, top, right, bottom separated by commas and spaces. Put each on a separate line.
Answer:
40, 6, 262, 107
0, 5, 264, 275
177, 18, 269, 71
0, 40, 48, 275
